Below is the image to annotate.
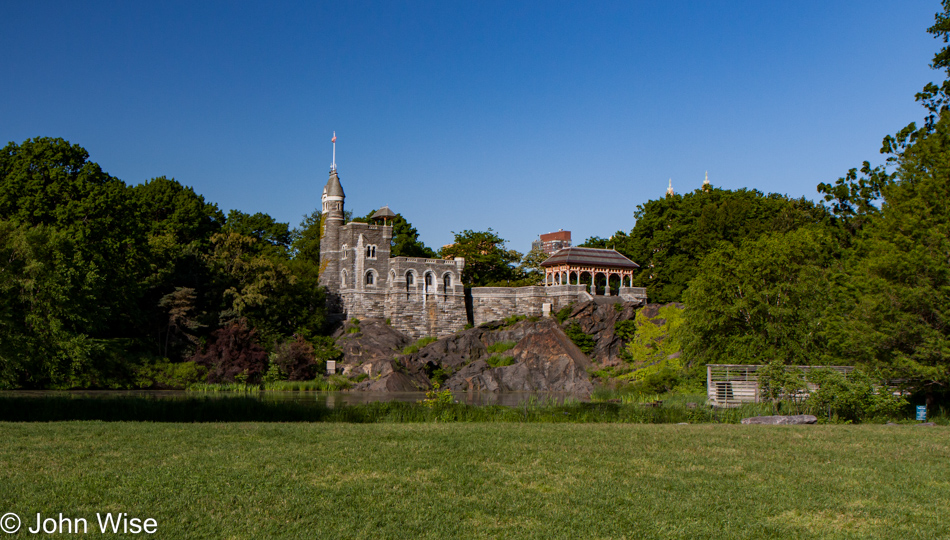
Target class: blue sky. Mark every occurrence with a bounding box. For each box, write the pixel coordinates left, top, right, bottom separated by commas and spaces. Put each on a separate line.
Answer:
0, 1, 942, 252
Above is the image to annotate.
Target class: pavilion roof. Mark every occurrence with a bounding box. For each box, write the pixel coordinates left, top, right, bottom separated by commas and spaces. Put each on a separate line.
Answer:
372, 205, 397, 220
540, 247, 639, 270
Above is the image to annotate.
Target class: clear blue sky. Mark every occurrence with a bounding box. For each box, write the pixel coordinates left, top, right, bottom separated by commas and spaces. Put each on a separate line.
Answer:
0, 1, 942, 252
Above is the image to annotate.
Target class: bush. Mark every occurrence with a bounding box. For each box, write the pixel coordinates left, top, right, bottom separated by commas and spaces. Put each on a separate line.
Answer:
134, 360, 208, 389
807, 368, 907, 421
402, 336, 438, 355
311, 336, 343, 372
500, 314, 526, 327
191, 320, 268, 384
564, 322, 595, 355
487, 341, 516, 354
272, 335, 318, 381
420, 382, 454, 408
757, 362, 808, 404
486, 355, 515, 368
614, 320, 637, 342
555, 303, 574, 324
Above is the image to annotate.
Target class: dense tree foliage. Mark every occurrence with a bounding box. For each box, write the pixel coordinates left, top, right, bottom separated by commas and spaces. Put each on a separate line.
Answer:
439, 229, 523, 286
0, 137, 328, 388
670, 3, 950, 404
682, 227, 839, 366
583, 188, 828, 303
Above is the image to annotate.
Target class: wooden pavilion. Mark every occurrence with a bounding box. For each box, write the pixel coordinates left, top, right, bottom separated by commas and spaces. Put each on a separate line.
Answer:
540, 247, 639, 296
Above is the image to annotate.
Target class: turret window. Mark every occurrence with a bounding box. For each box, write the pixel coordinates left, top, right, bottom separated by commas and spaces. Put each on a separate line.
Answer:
365, 245, 377, 259
365, 270, 376, 286
341, 244, 348, 259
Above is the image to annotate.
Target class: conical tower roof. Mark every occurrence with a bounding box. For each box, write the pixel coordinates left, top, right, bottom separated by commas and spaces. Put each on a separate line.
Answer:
325, 169, 344, 198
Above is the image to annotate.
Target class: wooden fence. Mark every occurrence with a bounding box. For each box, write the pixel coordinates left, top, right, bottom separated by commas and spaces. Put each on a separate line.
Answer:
706, 364, 854, 408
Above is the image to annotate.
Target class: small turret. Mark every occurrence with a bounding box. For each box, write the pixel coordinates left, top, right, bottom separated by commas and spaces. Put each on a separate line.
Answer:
371, 205, 396, 226
319, 132, 346, 298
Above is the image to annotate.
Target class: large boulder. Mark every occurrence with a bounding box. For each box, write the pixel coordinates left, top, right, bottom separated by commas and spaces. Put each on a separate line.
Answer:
352, 370, 430, 392
740, 415, 818, 425
443, 318, 593, 395
561, 300, 639, 366
410, 327, 491, 372
334, 319, 412, 376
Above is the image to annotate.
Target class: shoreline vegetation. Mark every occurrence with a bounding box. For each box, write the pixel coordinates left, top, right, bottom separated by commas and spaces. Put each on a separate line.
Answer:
0, 392, 945, 424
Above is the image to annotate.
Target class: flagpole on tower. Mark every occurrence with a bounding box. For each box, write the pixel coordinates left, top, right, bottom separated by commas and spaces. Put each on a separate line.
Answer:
331, 131, 337, 172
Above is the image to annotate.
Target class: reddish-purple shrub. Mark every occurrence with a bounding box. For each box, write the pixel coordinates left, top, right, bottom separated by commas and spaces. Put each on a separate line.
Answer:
273, 335, 317, 381
191, 319, 268, 384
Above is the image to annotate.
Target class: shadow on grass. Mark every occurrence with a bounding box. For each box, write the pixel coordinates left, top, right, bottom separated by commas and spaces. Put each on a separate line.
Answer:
0, 395, 810, 423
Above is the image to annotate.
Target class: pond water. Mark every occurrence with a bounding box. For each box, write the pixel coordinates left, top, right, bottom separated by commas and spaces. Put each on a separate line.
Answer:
2, 390, 587, 408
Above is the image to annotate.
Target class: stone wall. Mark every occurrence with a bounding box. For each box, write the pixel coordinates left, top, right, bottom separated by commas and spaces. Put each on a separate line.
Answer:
469, 285, 587, 326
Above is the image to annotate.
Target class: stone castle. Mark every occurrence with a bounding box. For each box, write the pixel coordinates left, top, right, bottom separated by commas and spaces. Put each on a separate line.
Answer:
318, 148, 647, 339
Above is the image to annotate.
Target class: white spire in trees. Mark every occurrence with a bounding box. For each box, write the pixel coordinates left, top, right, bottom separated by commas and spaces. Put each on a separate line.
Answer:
666, 178, 674, 197
703, 170, 710, 191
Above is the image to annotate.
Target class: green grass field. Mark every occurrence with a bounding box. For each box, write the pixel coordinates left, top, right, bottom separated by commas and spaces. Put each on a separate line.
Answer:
1, 423, 947, 539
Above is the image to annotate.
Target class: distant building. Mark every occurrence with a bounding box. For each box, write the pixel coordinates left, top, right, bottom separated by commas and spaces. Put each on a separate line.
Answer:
532, 230, 572, 255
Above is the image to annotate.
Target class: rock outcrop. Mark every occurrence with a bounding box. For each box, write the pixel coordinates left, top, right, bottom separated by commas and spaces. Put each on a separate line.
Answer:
333, 301, 675, 395
740, 415, 818, 425
334, 319, 411, 378
559, 301, 639, 366
441, 318, 594, 395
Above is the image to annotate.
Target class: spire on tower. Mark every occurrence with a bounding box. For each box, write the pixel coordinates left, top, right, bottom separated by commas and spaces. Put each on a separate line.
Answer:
703, 170, 710, 191
666, 178, 674, 197
330, 131, 337, 172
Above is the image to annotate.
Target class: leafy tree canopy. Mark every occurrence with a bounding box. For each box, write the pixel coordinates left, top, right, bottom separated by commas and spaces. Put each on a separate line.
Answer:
584, 188, 828, 302
681, 227, 839, 367
225, 210, 292, 259
439, 229, 522, 286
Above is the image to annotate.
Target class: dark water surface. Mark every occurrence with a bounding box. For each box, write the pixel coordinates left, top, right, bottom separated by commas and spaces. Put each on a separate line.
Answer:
2, 390, 586, 408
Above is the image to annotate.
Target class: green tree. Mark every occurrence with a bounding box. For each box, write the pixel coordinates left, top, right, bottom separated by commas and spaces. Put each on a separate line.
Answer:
0, 137, 150, 338
681, 227, 838, 367
829, 109, 950, 396
225, 210, 293, 260
291, 209, 322, 263
624, 304, 685, 371
439, 229, 522, 286
586, 188, 828, 303
0, 221, 108, 388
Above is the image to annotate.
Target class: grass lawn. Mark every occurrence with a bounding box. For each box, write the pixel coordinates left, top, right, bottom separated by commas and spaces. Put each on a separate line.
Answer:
1, 423, 947, 539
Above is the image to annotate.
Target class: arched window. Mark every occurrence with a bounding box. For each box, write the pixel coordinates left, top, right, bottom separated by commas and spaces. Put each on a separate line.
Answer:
389, 270, 396, 288
443, 273, 452, 301
365, 245, 377, 259
365, 271, 376, 286
406, 271, 415, 300
341, 270, 348, 288
341, 244, 348, 259
424, 272, 434, 296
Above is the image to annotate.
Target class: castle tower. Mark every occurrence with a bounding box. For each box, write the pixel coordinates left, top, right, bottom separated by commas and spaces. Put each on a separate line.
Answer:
319, 133, 346, 302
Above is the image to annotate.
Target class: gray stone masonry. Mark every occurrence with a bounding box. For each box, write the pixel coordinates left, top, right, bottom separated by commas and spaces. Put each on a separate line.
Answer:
318, 166, 647, 339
